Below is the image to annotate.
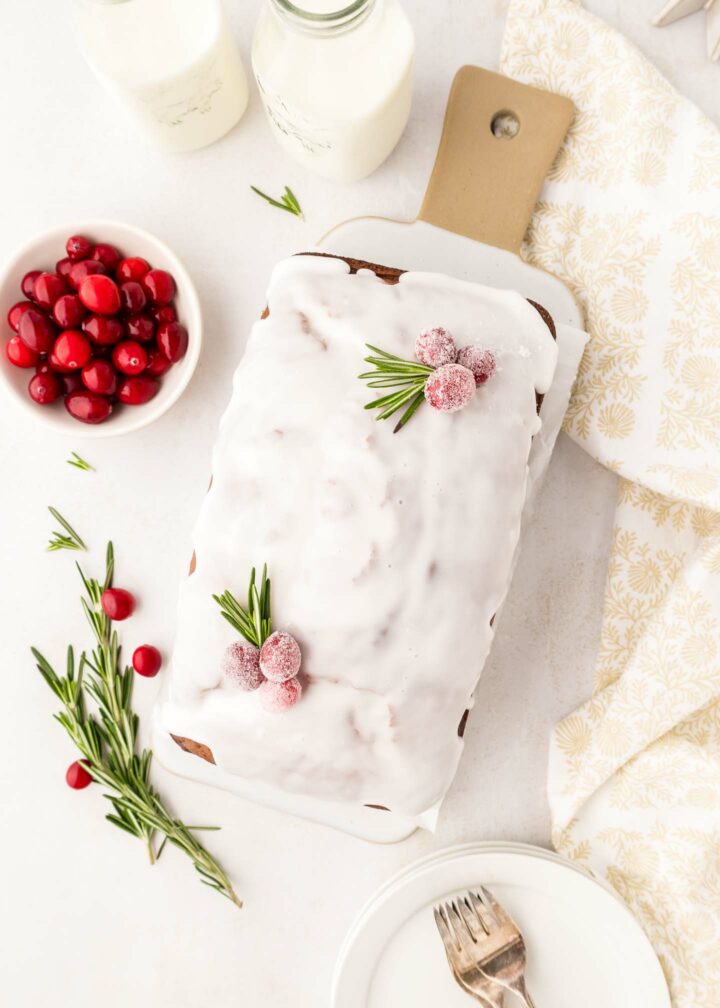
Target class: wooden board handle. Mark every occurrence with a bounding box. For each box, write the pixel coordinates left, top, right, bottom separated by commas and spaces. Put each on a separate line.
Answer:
418, 66, 575, 253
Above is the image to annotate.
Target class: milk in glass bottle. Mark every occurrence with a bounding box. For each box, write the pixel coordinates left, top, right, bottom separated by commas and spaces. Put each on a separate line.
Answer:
252, 0, 414, 182
72, 0, 249, 152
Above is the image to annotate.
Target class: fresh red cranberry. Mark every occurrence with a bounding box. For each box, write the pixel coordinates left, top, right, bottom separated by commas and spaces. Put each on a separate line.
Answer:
5, 335, 38, 368
21, 269, 42, 300
49, 349, 73, 373
53, 330, 92, 370
79, 274, 121, 315
52, 293, 86, 329
119, 281, 147, 314
64, 390, 113, 424
101, 587, 135, 620
125, 314, 154, 343
132, 644, 162, 678
112, 340, 147, 375
66, 759, 93, 789
18, 308, 56, 354
61, 372, 85, 395
33, 272, 67, 310
91, 242, 121, 272
83, 315, 124, 346
7, 300, 35, 332
82, 358, 118, 395
157, 321, 188, 362
143, 269, 176, 306
56, 257, 74, 283
118, 375, 159, 405
66, 235, 93, 261
153, 304, 176, 324
116, 257, 150, 283
29, 369, 62, 404
35, 360, 54, 375
69, 259, 106, 290
145, 349, 172, 377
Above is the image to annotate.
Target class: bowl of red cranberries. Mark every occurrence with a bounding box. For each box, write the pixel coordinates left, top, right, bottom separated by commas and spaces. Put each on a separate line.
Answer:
0, 221, 201, 436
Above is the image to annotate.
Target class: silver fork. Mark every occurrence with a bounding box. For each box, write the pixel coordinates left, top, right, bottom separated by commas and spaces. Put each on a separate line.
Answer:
434, 902, 504, 1007
434, 887, 535, 1007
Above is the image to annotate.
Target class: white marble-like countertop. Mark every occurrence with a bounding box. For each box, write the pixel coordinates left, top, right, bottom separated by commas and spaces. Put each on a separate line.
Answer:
0, 2, 716, 1005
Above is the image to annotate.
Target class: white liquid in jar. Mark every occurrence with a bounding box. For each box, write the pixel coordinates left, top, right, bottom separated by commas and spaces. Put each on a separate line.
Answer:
252, 0, 414, 182
73, 0, 249, 153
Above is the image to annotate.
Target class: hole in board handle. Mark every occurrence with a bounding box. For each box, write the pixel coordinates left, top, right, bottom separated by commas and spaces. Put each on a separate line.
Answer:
491, 110, 520, 140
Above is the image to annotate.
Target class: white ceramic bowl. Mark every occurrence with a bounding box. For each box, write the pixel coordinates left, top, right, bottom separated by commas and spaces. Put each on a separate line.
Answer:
0, 220, 202, 438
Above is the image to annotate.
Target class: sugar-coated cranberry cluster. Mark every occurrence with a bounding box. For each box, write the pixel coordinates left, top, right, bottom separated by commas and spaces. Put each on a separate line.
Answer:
224, 630, 303, 713
415, 327, 496, 414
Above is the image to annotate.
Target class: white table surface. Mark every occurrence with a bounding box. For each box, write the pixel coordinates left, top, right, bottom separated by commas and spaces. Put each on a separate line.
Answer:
1, 2, 717, 1006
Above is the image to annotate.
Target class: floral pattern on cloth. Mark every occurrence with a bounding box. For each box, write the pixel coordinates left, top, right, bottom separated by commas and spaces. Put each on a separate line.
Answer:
501, 1, 720, 1004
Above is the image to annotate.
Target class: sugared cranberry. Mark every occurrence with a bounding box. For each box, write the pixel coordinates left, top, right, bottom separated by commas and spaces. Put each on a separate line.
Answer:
101, 587, 135, 620
6, 335, 38, 368
119, 281, 147, 314
33, 272, 67, 310
82, 358, 118, 395
21, 269, 41, 300
112, 340, 147, 375
157, 321, 188, 362
143, 269, 176, 306
61, 372, 85, 395
64, 390, 113, 424
79, 274, 121, 315
145, 349, 172, 377
83, 315, 124, 346
56, 257, 74, 283
69, 259, 106, 291
132, 644, 162, 678
28, 370, 62, 404
125, 314, 154, 343
415, 327, 457, 368
116, 256, 150, 283
259, 631, 301, 683
456, 346, 497, 386
18, 308, 55, 354
259, 677, 302, 713
66, 759, 93, 789
153, 304, 176, 324
52, 293, 86, 329
424, 363, 476, 413
53, 330, 92, 370
91, 242, 121, 272
7, 300, 35, 332
223, 641, 264, 691
66, 235, 93, 261
117, 375, 159, 405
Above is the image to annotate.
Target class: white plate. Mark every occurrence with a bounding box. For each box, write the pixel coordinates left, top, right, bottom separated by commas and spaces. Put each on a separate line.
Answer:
332, 843, 671, 1008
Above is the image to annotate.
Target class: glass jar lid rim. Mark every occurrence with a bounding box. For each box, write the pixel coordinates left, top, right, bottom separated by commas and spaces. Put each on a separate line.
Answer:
271, 0, 373, 23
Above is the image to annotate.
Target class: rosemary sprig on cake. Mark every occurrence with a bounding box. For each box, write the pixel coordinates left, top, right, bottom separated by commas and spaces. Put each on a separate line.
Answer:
34, 539, 241, 908
359, 329, 497, 432
47, 506, 87, 552
213, 564, 272, 648
250, 184, 304, 219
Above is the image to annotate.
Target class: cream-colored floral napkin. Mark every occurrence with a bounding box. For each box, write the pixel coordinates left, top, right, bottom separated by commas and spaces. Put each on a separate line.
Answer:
500, 1, 720, 1003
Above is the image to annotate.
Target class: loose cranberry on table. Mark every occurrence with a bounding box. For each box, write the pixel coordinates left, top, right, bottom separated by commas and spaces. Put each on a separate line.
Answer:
66, 759, 93, 790
91, 242, 121, 272
82, 358, 118, 396
157, 321, 188, 362
7, 300, 35, 332
116, 256, 150, 283
18, 308, 55, 354
125, 313, 154, 342
33, 272, 67, 310
101, 587, 135, 621
21, 269, 41, 300
28, 370, 62, 405
53, 329, 92, 370
52, 293, 86, 329
6, 335, 38, 368
69, 259, 106, 291
65, 390, 113, 424
132, 644, 162, 678
112, 339, 147, 375
66, 234, 93, 261
117, 375, 159, 405
83, 314, 124, 346
143, 268, 175, 306
79, 274, 121, 315
119, 280, 147, 314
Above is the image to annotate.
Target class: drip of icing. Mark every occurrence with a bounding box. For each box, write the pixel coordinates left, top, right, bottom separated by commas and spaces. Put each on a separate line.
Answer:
157, 255, 558, 817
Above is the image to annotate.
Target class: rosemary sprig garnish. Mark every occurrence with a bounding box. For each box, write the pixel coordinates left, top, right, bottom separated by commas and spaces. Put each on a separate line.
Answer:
34, 540, 241, 908
359, 344, 433, 432
250, 184, 304, 219
213, 565, 272, 648
67, 452, 94, 472
47, 506, 87, 552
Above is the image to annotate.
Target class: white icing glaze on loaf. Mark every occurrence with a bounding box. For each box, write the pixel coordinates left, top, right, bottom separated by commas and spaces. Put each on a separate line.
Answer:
157, 255, 558, 817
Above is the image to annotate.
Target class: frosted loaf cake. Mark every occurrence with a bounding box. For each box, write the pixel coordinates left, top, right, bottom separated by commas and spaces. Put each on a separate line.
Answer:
154, 253, 560, 834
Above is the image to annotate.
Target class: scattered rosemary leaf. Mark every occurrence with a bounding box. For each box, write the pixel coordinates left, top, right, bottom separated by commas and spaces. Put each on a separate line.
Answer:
250, 184, 304, 219
47, 506, 87, 552
67, 452, 94, 472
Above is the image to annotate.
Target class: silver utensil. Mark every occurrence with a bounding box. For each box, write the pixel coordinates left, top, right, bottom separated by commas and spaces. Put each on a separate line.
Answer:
433, 887, 535, 1007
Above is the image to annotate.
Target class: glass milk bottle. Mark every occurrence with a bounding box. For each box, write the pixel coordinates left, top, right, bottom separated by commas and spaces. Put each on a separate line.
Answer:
72, 0, 249, 153
252, 0, 414, 182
